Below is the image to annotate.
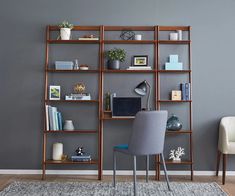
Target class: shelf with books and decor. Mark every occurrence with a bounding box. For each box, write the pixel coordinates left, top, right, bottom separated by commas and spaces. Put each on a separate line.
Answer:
42, 25, 103, 181
42, 25, 193, 182
156, 26, 193, 181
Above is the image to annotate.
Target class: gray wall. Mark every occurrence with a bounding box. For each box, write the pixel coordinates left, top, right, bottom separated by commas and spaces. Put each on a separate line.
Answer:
1, 0, 235, 171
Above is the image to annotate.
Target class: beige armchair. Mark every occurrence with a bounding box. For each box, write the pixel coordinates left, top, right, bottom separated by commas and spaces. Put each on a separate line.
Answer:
216, 117, 235, 184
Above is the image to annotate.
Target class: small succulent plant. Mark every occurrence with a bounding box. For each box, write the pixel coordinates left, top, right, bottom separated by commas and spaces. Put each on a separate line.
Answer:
58, 21, 74, 29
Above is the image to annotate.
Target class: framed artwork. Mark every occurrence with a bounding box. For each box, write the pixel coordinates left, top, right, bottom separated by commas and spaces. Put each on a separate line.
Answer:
49, 85, 61, 100
132, 55, 148, 66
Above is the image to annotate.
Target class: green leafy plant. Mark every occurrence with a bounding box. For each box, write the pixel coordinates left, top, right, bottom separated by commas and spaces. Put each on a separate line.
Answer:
58, 21, 74, 29
105, 48, 126, 62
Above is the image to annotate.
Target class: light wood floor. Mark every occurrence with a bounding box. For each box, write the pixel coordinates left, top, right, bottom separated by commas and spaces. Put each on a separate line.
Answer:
0, 175, 234, 195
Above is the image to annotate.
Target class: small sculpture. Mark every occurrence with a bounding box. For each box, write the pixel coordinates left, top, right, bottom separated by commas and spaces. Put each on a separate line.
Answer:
169, 147, 185, 162
74, 83, 86, 94
76, 147, 84, 156
120, 30, 135, 40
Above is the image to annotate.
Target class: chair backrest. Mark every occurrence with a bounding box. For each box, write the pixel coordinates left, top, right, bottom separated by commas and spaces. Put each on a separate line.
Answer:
220, 117, 235, 142
128, 110, 168, 155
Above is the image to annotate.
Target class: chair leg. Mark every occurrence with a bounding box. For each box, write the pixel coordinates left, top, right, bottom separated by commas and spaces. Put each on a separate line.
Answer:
113, 150, 116, 187
222, 154, 227, 185
146, 155, 149, 183
216, 150, 221, 176
133, 155, 137, 196
161, 153, 171, 191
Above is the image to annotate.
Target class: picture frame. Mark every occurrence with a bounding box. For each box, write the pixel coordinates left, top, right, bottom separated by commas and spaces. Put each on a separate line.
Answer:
132, 55, 148, 66
49, 85, 61, 100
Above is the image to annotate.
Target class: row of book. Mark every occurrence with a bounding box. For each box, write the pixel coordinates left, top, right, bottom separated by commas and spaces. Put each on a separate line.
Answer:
71, 154, 91, 162
180, 83, 191, 100
45, 105, 63, 131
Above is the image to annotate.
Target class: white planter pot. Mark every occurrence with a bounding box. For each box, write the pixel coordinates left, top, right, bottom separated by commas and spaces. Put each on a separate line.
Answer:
60, 28, 71, 40
173, 158, 181, 162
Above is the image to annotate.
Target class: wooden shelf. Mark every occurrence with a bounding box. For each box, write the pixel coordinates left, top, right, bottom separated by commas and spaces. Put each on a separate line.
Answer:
102, 116, 135, 120
49, 26, 100, 31
158, 100, 192, 103
47, 69, 99, 73
45, 100, 99, 103
104, 26, 155, 31
44, 130, 97, 134
104, 40, 155, 44
45, 159, 98, 165
159, 40, 190, 44
166, 130, 192, 134
158, 26, 190, 31
103, 69, 155, 73
159, 159, 193, 165
158, 70, 191, 73
47, 40, 100, 44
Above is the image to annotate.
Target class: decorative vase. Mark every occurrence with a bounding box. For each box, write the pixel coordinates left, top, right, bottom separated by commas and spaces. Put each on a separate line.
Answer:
63, 120, 75, 131
166, 114, 182, 131
52, 143, 63, 161
60, 28, 71, 40
108, 60, 120, 70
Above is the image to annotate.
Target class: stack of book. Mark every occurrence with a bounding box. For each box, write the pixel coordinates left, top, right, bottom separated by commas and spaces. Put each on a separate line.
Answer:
180, 83, 191, 100
45, 105, 63, 131
127, 66, 152, 70
71, 154, 91, 162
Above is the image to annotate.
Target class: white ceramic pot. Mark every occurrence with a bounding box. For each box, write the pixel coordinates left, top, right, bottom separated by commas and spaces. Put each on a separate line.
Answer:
169, 33, 178, 40
52, 143, 63, 161
134, 34, 142, 40
60, 28, 71, 40
63, 120, 75, 131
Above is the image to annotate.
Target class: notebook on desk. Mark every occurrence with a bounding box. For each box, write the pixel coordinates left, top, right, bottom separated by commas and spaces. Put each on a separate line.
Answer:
112, 97, 141, 117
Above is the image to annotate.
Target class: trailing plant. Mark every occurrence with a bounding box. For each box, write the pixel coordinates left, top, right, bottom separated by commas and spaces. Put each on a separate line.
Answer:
58, 21, 74, 29
105, 48, 126, 62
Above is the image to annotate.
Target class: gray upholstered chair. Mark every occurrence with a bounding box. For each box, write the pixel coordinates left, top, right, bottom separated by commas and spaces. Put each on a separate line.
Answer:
113, 110, 171, 195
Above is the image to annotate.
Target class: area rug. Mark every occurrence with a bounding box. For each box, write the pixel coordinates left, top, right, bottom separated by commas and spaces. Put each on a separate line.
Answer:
0, 181, 227, 196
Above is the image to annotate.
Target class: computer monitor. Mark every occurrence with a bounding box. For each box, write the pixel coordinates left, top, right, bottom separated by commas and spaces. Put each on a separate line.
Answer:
112, 97, 141, 117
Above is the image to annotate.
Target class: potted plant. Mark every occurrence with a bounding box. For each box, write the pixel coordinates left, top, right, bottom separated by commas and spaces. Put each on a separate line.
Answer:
58, 21, 74, 40
105, 48, 126, 70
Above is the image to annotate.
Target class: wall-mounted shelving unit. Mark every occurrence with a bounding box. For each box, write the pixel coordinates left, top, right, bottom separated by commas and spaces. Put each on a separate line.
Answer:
42, 25, 193, 181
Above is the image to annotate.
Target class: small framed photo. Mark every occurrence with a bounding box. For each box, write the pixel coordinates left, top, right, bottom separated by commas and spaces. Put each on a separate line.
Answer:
132, 55, 148, 66
49, 85, 61, 100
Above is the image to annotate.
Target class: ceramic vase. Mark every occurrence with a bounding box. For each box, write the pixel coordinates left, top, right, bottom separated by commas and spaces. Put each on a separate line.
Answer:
60, 28, 71, 40
166, 114, 182, 131
63, 120, 75, 131
108, 60, 120, 70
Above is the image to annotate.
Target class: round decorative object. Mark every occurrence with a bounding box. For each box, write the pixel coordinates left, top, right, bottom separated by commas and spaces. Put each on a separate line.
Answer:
74, 83, 86, 94
76, 147, 84, 156
166, 114, 182, 131
120, 30, 135, 40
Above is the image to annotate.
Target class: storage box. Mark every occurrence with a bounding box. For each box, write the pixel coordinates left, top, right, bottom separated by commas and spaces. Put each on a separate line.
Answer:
55, 61, 74, 70
165, 62, 183, 70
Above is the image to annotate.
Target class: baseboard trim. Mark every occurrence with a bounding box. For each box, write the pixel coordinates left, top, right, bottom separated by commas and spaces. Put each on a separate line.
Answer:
0, 170, 234, 176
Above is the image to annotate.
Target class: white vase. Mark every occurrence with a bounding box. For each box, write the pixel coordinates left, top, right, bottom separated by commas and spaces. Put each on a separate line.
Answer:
63, 120, 75, 131
52, 143, 63, 161
60, 28, 71, 40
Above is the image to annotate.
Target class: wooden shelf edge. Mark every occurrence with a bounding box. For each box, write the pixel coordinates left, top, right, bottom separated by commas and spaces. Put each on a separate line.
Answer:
158, 160, 193, 165
159, 40, 191, 44
166, 130, 192, 134
47, 40, 100, 44
103, 40, 155, 44
47, 69, 99, 73
158, 70, 191, 73
103, 69, 155, 73
45, 159, 98, 165
44, 130, 97, 134
45, 100, 99, 103
157, 100, 192, 103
